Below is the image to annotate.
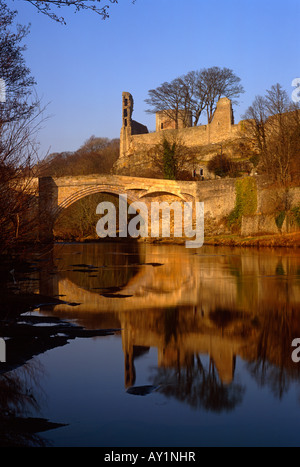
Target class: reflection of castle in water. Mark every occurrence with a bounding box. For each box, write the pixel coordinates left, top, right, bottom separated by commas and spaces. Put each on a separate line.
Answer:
36, 243, 300, 391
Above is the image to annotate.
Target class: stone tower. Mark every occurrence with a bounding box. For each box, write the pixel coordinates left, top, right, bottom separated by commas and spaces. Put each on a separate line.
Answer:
208, 97, 235, 142
119, 92, 149, 163
120, 92, 134, 158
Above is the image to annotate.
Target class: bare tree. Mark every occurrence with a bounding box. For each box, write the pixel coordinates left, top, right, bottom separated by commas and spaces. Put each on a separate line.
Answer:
179, 71, 206, 127
199, 66, 244, 123
145, 67, 244, 127
0, 104, 47, 250
0, 0, 46, 251
36, 137, 119, 177
19, 0, 119, 24
145, 78, 189, 130
242, 84, 300, 185
0, 1, 38, 124
242, 95, 268, 158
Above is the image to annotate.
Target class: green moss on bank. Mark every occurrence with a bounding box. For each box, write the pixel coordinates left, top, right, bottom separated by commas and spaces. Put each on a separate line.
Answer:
228, 177, 258, 231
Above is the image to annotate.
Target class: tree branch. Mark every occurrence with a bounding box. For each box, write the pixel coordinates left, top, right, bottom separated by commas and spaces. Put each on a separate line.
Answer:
21, 0, 119, 24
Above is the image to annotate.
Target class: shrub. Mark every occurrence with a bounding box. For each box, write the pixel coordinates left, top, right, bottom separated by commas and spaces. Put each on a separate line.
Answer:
207, 154, 231, 178
275, 211, 286, 230
162, 138, 177, 180
207, 154, 245, 178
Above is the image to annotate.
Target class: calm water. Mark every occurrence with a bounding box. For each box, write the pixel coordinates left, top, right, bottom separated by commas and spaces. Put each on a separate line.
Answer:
3, 241, 300, 447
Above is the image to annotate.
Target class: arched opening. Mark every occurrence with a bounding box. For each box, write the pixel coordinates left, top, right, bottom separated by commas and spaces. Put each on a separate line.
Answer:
53, 188, 147, 243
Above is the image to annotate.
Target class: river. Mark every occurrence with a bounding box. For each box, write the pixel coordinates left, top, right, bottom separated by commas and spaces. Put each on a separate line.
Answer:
2, 241, 300, 447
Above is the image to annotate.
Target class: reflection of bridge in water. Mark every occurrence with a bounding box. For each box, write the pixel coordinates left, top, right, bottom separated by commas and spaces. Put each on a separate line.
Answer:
37, 243, 300, 388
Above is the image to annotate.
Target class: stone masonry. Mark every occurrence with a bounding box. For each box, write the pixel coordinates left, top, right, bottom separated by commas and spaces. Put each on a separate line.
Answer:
115, 92, 245, 176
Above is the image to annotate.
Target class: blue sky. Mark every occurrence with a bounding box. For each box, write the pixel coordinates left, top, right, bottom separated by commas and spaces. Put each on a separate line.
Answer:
7, 0, 300, 157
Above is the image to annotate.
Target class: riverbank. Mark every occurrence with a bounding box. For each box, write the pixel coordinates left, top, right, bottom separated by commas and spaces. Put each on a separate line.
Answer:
53, 231, 300, 249
138, 232, 300, 248
204, 232, 300, 248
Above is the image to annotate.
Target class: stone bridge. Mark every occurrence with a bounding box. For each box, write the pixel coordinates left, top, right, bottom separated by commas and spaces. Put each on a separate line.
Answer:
38, 174, 199, 243
38, 174, 238, 243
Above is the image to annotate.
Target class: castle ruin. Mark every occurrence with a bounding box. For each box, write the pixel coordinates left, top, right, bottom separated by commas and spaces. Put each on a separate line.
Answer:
115, 91, 245, 177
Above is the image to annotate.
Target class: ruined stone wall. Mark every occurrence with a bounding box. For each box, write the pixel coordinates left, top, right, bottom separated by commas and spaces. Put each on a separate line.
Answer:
156, 109, 193, 131
116, 94, 244, 174
241, 182, 300, 236
195, 179, 237, 220
124, 123, 241, 153
256, 178, 300, 215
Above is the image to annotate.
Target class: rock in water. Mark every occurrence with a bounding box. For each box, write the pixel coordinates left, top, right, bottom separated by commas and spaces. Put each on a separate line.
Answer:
126, 385, 160, 396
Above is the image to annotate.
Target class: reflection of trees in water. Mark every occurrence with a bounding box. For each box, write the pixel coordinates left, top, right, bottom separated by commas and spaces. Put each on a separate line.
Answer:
246, 307, 300, 400
0, 363, 58, 447
275, 260, 285, 276
163, 308, 179, 346
150, 304, 300, 411
247, 360, 291, 401
151, 355, 245, 413
209, 307, 244, 336
0, 309, 114, 446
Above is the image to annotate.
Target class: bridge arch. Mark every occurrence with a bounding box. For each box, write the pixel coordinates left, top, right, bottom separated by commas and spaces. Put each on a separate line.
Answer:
53, 185, 145, 223
42, 185, 152, 243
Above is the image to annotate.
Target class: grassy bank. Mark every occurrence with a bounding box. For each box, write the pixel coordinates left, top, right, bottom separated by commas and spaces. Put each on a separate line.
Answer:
204, 232, 300, 248
53, 231, 300, 249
